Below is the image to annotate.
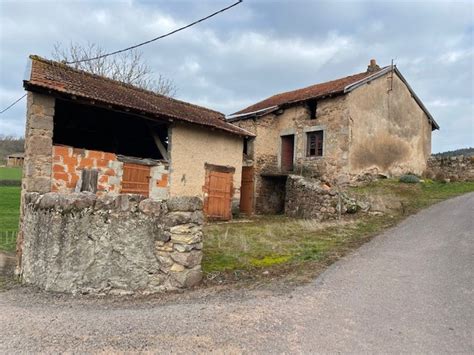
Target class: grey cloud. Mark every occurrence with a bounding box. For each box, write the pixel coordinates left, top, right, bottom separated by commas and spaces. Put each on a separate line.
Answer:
0, 0, 472, 152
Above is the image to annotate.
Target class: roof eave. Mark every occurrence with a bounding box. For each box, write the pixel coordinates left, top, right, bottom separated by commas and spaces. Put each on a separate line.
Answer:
24, 81, 253, 137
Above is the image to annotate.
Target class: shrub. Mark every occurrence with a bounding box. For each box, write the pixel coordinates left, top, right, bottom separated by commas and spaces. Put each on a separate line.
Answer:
399, 174, 420, 184
434, 171, 446, 181
0, 180, 21, 186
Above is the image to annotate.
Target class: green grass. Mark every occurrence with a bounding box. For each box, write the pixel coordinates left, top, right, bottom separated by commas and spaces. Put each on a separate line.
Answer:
203, 181, 474, 277
0, 186, 21, 252
0, 167, 22, 181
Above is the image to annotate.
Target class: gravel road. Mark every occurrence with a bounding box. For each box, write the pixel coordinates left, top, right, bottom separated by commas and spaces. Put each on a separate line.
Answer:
1, 192, 473, 353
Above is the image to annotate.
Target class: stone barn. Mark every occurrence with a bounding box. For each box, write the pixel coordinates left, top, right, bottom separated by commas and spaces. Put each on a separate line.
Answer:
6, 153, 24, 167
17, 55, 252, 294
229, 60, 439, 214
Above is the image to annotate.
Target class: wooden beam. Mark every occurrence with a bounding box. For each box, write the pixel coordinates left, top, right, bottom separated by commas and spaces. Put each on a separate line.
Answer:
148, 125, 169, 161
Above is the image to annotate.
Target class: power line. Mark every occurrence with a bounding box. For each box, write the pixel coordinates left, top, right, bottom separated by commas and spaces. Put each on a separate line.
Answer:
66, 0, 243, 64
0, 1, 243, 115
0, 94, 27, 115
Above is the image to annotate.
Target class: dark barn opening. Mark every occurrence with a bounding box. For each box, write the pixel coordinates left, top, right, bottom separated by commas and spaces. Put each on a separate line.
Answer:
53, 99, 168, 159
257, 174, 288, 214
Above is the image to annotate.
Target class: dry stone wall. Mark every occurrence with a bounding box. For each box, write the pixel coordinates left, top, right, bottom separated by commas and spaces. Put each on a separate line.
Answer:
285, 175, 359, 220
426, 155, 474, 182
21, 192, 203, 295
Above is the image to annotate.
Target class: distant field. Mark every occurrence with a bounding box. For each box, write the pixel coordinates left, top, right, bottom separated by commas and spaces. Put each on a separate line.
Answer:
0, 186, 21, 252
0, 167, 22, 180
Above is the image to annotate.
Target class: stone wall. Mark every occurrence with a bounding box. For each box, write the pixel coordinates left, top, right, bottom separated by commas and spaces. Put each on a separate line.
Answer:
17, 92, 55, 272
232, 97, 351, 213
285, 175, 358, 220
23, 92, 54, 193
21, 192, 204, 295
426, 155, 474, 181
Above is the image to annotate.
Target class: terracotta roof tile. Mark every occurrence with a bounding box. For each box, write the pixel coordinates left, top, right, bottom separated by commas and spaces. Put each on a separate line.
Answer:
25, 55, 253, 137
234, 70, 380, 115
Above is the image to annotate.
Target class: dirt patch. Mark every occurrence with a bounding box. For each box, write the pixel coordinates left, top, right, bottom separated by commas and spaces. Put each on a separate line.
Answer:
0, 251, 15, 277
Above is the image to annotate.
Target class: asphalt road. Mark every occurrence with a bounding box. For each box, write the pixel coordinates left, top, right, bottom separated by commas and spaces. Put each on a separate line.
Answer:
1, 193, 473, 353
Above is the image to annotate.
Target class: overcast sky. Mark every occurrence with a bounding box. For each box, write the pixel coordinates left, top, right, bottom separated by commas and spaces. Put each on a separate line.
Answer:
1, 0, 473, 152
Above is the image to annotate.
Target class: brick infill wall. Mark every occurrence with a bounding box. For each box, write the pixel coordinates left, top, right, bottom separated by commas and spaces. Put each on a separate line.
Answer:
52, 145, 121, 194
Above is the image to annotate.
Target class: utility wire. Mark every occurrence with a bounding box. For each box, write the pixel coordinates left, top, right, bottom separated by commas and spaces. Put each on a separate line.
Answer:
0, 0, 243, 115
0, 94, 27, 115
66, 0, 243, 64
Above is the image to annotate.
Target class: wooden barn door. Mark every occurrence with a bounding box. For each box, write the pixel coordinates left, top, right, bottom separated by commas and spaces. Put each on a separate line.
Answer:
121, 163, 151, 197
204, 166, 234, 221
240, 166, 254, 216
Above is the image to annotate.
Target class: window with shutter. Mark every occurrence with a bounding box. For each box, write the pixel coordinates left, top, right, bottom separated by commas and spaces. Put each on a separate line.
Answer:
306, 131, 324, 157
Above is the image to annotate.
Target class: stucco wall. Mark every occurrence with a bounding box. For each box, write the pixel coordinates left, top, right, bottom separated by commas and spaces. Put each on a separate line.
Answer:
169, 122, 243, 206
347, 72, 432, 176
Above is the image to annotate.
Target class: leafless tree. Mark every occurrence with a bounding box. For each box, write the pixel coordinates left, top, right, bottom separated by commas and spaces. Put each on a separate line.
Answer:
52, 42, 177, 97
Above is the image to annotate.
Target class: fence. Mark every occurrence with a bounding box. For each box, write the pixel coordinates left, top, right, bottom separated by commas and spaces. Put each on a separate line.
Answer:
0, 230, 17, 252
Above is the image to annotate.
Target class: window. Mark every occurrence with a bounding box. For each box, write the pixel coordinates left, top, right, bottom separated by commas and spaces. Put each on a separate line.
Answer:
307, 99, 317, 120
306, 131, 323, 157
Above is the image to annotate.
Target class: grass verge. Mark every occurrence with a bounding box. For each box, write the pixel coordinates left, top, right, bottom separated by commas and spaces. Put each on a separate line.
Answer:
202, 181, 474, 285
0, 186, 21, 252
0, 167, 22, 181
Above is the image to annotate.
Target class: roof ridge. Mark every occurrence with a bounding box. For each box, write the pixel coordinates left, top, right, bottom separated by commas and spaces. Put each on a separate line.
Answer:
28, 55, 225, 118
232, 67, 390, 116
262, 70, 371, 101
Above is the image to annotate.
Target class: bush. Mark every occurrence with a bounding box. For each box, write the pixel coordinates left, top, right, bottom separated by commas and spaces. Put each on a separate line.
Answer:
399, 174, 420, 184
434, 171, 446, 181
0, 180, 21, 186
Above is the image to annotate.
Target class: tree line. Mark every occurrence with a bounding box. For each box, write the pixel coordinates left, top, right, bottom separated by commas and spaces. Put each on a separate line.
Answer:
0, 135, 24, 165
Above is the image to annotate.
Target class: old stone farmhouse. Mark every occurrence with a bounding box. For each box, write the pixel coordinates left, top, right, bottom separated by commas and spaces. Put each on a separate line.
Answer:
17, 55, 252, 294
229, 60, 439, 214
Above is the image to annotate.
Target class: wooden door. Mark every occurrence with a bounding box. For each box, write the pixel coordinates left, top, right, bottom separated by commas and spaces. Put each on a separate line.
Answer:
204, 170, 233, 220
121, 163, 151, 197
281, 135, 295, 171
240, 166, 254, 215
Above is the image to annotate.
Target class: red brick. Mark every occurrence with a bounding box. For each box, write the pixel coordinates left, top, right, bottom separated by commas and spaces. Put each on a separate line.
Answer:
156, 174, 169, 187
96, 159, 109, 168
103, 152, 117, 161
104, 168, 116, 176
53, 155, 62, 162
53, 145, 70, 157
67, 173, 79, 188
53, 164, 65, 173
78, 157, 94, 168
99, 175, 109, 184
54, 172, 69, 182
63, 156, 78, 166
87, 150, 103, 160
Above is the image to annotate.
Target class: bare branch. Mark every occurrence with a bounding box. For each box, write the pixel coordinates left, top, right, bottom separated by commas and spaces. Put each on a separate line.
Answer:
52, 42, 177, 97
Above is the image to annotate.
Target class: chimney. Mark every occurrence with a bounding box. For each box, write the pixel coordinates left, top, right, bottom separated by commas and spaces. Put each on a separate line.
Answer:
367, 59, 381, 73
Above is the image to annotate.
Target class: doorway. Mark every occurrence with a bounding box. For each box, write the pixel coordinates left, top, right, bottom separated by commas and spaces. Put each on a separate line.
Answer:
240, 166, 254, 215
203, 164, 234, 220
281, 134, 295, 171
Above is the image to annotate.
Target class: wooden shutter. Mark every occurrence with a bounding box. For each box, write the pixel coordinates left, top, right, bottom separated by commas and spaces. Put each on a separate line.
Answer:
121, 163, 151, 196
